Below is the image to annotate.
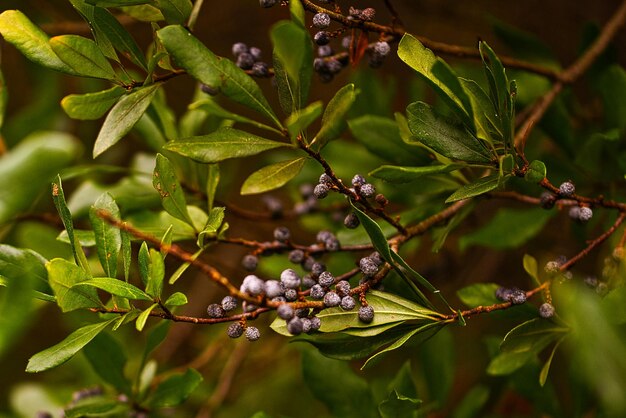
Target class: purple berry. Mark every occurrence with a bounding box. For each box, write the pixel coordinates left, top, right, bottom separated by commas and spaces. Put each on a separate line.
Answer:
274, 226, 291, 242
309, 316, 321, 330
259, 0, 277, 8
344, 212, 360, 229
207, 303, 224, 318
359, 257, 379, 276
236, 52, 255, 70
358, 305, 374, 323
539, 303, 555, 318
340, 295, 356, 310
277, 303, 294, 320
301, 318, 312, 333
559, 181, 575, 197
310, 284, 326, 299
311, 262, 326, 277
302, 275, 316, 289
351, 174, 366, 187
242, 275, 265, 296
249, 47, 262, 61
540, 192, 556, 209
280, 269, 301, 289
264, 280, 284, 298
312, 12, 331, 29
284, 288, 298, 301
221, 296, 237, 312
245, 326, 261, 341
314, 31, 330, 46
359, 183, 376, 198
314, 183, 329, 199
241, 254, 258, 271
232, 42, 248, 57
319, 173, 333, 184
509, 288, 527, 305
251, 61, 269, 77
227, 322, 243, 338
323, 291, 341, 307
495, 287, 512, 302
335, 280, 351, 297
287, 317, 304, 335
288, 249, 305, 264
373, 41, 390, 57
579, 206, 593, 221
318, 45, 333, 57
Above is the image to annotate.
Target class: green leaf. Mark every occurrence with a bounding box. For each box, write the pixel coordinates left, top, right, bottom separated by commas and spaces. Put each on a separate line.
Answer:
26, 317, 116, 372
378, 389, 421, 418
49, 35, 117, 80
143, 320, 170, 362
118, 5, 164, 21
458, 208, 553, 250
0, 10, 78, 74
61, 86, 126, 120
47, 258, 101, 312
286, 101, 323, 140
155, 0, 192, 24
457, 283, 499, 308
206, 164, 220, 211
289, 0, 305, 26
156, 25, 281, 128
0, 68, 7, 130
146, 368, 203, 407
189, 98, 281, 134
94, 84, 160, 157
523, 254, 540, 286
479, 42, 514, 144
302, 349, 377, 418
164, 292, 187, 307
431, 59, 475, 130
525, 160, 547, 183
136, 303, 158, 331
486, 350, 535, 375
83, 333, 131, 393
164, 127, 290, 163
74, 278, 152, 301
153, 153, 193, 226
418, 328, 454, 406
89, 192, 121, 278
241, 157, 306, 195
451, 385, 490, 418
459, 78, 503, 143
398, 34, 472, 128
445, 174, 500, 203
87, 0, 153, 5
270, 20, 312, 113
64, 397, 128, 418
406, 101, 492, 163
370, 164, 464, 184
539, 339, 563, 386
312, 84, 358, 148
196, 207, 224, 247
169, 248, 203, 284
143, 248, 165, 298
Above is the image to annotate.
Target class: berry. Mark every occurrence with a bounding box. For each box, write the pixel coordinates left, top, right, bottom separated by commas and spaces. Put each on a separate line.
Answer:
579, 206, 593, 221
359, 183, 376, 198
241, 254, 258, 271
568, 206, 581, 220
259, 0, 277, 8
236, 52, 255, 70
368, 54, 384, 69
277, 303, 295, 320
352, 174, 366, 187
314, 183, 329, 199
245, 326, 261, 341
340, 295, 356, 310
544, 261, 560, 273
302, 256, 316, 271
251, 61, 269, 77
341, 36, 353, 49
335, 280, 351, 297
319, 173, 333, 184
299, 183, 314, 198
318, 271, 335, 287
325, 237, 340, 251
249, 47, 262, 61
206, 303, 224, 318
318, 45, 333, 57
310, 284, 326, 299
509, 288, 527, 305
311, 262, 326, 277
316, 230, 333, 243
221, 296, 238, 312
302, 275, 316, 289
312, 12, 331, 29
287, 317, 304, 335
288, 249, 305, 264
264, 280, 284, 298
296, 308, 310, 318
280, 269, 301, 289
301, 318, 312, 333
359, 257, 379, 276
360, 7, 376, 20
242, 275, 264, 296
540, 192, 556, 209
358, 305, 375, 323
200, 84, 220, 96
243, 302, 258, 312
344, 212, 360, 229
262, 195, 283, 216
369, 252, 384, 266
271, 296, 287, 303
559, 181, 575, 197
326, 58, 343, 74
584, 276, 598, 288
227, 323, 244, 338
373, 41, 390, 57
323, 291, 341, 307
309, 316, 321, 330
274, 226, 291, 241
314, 31, 330, 46
495, 287, 512, 302
232, 42, 248, 57
294, 202, 311, 215
539, 303, 555, 318
285, 288, 298, 301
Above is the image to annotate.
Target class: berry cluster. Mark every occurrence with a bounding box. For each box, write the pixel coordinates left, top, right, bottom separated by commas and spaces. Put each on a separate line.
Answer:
495, 286, 527, 305
231, 42, 270, 77
568, 205, 593, 222
313, 172, 378, 201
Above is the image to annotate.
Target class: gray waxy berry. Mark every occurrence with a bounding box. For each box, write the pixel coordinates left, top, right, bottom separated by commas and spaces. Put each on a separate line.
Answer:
335, 280, 351, 297
264, 280, 284, 298
359, 257, 379, 276
259, 0, 277, 8
302, 256, 316, 271
544, 261, 560, 273
314, 31, 330, 46
301, 318, 312, 333
318, 271, 335, 287
540, 192, 556, 209
221, 296, 238, 312
287, 317, 304, 335
314, 183, 329, 199
251, 62, 269, 77
319, 173, 333, 184
296, 308, 310, 318
323, 291, 341, 307
227, 323, 244, 338
351, 174, 366, 187
271, 296, 287, 303
539, 303, 555, 318
249, 47, 262, 61
341, 36, 352, 49
245, 326, 261, 341
373, 41, 390, 57
242, 275, 265, 296
358, 305, 375, 323
277, 304, 295, 320
495, 287, 513, 302
360, 7, 376, 20
340, 295, 356, 310
207, 304, 225, 318
369, 252, 384, 266
310, 284, 326, 299
285, 288, 298, 301
509, 288, 527, 305
309, 316, 321, 330
316, 230, 333, 243
344, 212, 360, 229
232, 42, 248, 57
318, 45, 333, 57
312, 12, 331, 29
289, 249, 305, 264
569, 206, 581, 220
262, 195, 283, 216
359, 183, 376, 198
311, 262, 326, 277
274, 226, 291, 242
241, 254, 258, 271
280, 269, 301, 289
559, 181, 575, 197
236, 52, 255, 70
326, 58, 342, 74
579, 206, 593, 221
325, 237, 340, 251
302, 274, 316, 289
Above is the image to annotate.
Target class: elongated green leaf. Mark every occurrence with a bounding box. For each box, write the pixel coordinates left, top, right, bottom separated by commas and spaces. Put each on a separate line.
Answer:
271, 20, 313, 113
206, 164, 220, 211
456, 283, 499, 308
0, 68, 6, 130
156, 25, 281, 128
47, 258, 101, 312
189, 99, 281, 134
65, 398, 127, 418
312, 84, 357, 148
479, 42, 514, 144
164, 292, 187, 307
61, 86, 126, 120
445, 174, 500, 203
196, 207, 225, 247
49, 35, 117, 80
155, 0, 192, 24
370, 164, 464, 184
153, 154, 192, 225
26, 317, 116, 372
431, 59, 475, 131
539, 339, 563, 387
241, 157, 306, 195
145, 249, 164, 298
93, 83, 160, 157
136, 303, 158, 331
68, 0, 117, 62
486, 350, 534, 376
0, 10, 78, 74
74, 278, 152, 301
83, 333, 131, 393
286, 100, 323, 139
164, 127, 290, 163
500, 318, 568, 353
406, 102, 492, 163
121, 229, 131, 281
169, 248, 203, 284
459, 78, 503, 143
398, 34, 472, 127
89, 193, 121, 278
458, 208, 553, 250
146, 368, 203, 407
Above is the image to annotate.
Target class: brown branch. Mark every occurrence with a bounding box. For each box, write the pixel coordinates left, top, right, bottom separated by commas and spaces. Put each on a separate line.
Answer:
90, 306, 270, 325
391, 200, 469, 245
